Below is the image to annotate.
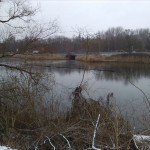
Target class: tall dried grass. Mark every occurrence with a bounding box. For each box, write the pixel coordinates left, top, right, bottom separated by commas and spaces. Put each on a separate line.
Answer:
14, 54, 65, 60
0, 72, 133, 149
111, 54, 150, 63
76, 55, 107, 62
76, 54, 150, 63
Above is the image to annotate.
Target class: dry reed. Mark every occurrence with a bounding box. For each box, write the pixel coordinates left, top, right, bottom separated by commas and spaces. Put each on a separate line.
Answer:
1, 71, 149, 149
76, 54, 150, 63
14, 54, 66, 60
0, 73, 133, 149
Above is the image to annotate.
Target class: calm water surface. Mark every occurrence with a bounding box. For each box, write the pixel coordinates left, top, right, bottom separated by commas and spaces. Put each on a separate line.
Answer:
1, 58, 150, 131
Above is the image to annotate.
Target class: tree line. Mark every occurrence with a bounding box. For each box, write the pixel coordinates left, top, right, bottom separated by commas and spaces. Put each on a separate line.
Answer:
1, 27, 150, 54
1, 1, 150, 55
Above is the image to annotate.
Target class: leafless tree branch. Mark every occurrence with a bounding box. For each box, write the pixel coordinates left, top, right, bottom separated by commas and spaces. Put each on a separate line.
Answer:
0, 63, 33, 75
45, 136, 56, 150
59, 134, 72, 149
0, 0, 37, 25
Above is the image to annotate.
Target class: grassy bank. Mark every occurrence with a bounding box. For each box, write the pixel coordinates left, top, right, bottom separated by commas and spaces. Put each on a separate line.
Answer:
13, 53, 150, 64
0, 73, 133, 149
14, 53, 66, 60
76, 53, 150, 63
0, 71, 150, 149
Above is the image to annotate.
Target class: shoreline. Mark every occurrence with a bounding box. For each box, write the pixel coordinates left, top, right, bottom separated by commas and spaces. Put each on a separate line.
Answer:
13, 53, 150, 63
14, 53, 66, 61
76, 53, 150, 63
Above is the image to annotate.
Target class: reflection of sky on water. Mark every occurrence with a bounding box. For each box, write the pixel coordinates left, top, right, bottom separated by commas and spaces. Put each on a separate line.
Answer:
0, 58, 150, 131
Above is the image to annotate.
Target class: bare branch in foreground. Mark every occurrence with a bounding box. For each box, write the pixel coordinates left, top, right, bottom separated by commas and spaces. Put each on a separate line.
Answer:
86, 114, 101, 150
45, 136, 56, 150
92, 114, 101, 150
0, 54, 16, 59
0, 64, 33, 75
59, 134, 72, 149
0, 0, 37, 25
129, 80, 150, 113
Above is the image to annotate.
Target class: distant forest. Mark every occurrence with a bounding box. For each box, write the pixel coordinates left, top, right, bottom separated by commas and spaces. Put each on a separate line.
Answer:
1, 27, 150, 54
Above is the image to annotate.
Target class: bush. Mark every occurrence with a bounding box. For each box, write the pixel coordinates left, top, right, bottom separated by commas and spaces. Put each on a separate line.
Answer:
0, 73, 133, 149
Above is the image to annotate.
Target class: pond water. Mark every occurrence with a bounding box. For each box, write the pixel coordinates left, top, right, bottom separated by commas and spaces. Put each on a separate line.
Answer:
0, 58, 150, 131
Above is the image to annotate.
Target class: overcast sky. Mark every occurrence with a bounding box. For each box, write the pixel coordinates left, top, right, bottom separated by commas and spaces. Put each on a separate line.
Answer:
31, 0, 150, 37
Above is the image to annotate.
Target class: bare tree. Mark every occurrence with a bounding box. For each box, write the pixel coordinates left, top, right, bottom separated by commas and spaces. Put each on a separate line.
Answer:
0, 0, 36, 26
0, 0, 58, 68
17, 20, 59, 53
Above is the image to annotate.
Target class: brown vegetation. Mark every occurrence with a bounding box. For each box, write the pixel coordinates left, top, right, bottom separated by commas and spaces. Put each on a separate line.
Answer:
0, 73, 135, 149
13, 53, 150, 64
0, 1, 150, 149
76, 53, 150, 63
14, 54, 66, 61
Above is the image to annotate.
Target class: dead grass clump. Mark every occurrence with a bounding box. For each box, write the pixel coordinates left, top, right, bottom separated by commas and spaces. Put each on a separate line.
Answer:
76, 53, 150, 63
65, 95, 132, 149
76, 55, 106, 62
14, 53, 66, 60
16, 98, 132, 149
110, 54, 150, 63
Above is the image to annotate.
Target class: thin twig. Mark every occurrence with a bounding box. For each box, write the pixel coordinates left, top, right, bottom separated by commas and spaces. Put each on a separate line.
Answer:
60, 134, 72, 149
45, 136, 55, 150
80, 35, 89, 86
92, 114, 101, 149
0, 53, 16, 59
128, 80, 150, 113
0, 64, 33, 74
132, 138, 139, 150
